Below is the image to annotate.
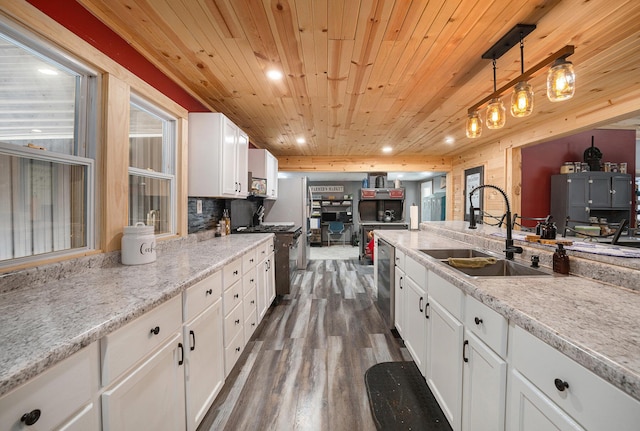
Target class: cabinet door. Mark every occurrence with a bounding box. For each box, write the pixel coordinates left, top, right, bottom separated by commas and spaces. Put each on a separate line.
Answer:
426, 298, 463, 431
462, 331, 507, 431
257, 257, 269, 321
266, 151, 278, 199
102, 333, 186, 431
266, 253, 276, 307
394, 266, 406, 337
567, 176, 589, 215
184, 300, 224, 431
507, 370, 585, 431
404, 276, 427, 375
611, 175, 632, 208
221, 117, 238, 196
589, 175, 612, 208
236, 129, 249, 197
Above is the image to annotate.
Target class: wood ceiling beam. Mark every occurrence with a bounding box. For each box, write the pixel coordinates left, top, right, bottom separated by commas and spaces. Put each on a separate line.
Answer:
277, 155, 452, 172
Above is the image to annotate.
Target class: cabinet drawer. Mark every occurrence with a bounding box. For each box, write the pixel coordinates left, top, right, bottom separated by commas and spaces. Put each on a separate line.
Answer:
223, 278, 243, 317
223, 302, 244, 347
243, 286, 257, 320
464, 295, 507, 358
183, 271, 222, 322
428, 271, 463, 320
224, 328, 244, 377
223, 258, 243, 290
0, 343, 98, 431
101, 295, 181, 386
395, 248, 405, 270
405, 255, 426, 286
244, 308, 258, 343
257, 241, 271, 260
243, 266, 257, 297
511, 325, 640, 431
243, 250, 257, 273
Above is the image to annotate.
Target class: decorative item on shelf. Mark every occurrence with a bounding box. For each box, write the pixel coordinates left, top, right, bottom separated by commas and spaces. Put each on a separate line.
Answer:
465, 24, 576, 138
584, 136, 602, 171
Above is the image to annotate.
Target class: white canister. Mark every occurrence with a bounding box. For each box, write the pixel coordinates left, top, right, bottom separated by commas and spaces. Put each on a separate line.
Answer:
121, 222, 156, 265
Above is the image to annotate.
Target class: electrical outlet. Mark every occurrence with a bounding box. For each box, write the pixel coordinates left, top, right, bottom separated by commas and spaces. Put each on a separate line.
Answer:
196, 199, 203, 214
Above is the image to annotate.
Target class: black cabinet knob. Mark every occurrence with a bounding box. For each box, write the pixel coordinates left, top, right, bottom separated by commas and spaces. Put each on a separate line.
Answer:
21, 409, 41, 425
235, 319, 240, 325
150, 326, 160, 335
234, 293, 239, 299
474, 317, 483, 325
554, 378, 569, 391
205, 289, 213, 295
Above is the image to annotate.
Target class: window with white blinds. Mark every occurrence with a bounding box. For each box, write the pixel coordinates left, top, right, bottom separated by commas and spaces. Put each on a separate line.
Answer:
0, 17, 96, 266
129, 96, 176, 235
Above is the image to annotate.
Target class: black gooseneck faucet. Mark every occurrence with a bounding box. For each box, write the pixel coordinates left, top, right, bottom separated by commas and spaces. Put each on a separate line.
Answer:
468, 184, 523, 260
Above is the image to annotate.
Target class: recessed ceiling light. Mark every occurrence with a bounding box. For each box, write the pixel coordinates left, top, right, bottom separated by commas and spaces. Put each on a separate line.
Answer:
382, 146, 392, 153
296, 137, 306, 144
38, 68, 58, 75
445, 136, 455, 144
266, 69, 283, 80
31, 129, 42, 133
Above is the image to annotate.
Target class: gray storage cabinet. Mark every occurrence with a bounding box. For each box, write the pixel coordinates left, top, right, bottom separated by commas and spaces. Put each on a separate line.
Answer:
550, 172, 632, 231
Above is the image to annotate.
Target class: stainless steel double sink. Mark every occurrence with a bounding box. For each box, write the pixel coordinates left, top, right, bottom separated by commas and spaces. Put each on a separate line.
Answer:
419, 248, 553, 278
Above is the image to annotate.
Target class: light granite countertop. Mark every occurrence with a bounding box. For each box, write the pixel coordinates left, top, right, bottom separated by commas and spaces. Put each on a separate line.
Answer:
0, 232, 273, 398
376, 221, 640, 401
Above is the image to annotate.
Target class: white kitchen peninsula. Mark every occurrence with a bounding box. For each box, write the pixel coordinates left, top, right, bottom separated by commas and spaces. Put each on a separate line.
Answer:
375, 221, 640, 431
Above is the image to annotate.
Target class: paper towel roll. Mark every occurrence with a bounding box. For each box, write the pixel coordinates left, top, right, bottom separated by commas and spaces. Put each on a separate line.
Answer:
410, 204, 419, 230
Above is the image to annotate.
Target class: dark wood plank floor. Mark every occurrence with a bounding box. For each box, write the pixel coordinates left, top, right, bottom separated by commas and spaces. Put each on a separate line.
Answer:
198, 259, 409, 431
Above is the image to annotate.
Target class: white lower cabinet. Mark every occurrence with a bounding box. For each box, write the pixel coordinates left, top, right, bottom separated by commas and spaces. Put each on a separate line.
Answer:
403, 275, 427, 374
461, 331, 507, 431
101, 332, 186, 431
0, 343, 100, 431
508, 369, 585, 431
257, 241, 275, 321
393, 265, 406, 338
183, 299, 224, 431
426, 297, 464, 431
507, 324, 640, 431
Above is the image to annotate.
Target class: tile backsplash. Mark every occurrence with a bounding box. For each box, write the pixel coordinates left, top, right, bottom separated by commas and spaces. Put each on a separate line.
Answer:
188, 197, 225, 233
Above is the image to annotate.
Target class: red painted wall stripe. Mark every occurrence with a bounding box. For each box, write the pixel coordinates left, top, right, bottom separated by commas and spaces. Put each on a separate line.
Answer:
26, 0, 208, 112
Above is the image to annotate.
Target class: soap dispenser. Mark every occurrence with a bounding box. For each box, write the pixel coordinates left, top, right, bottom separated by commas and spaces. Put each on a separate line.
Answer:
552, 243, 570, 274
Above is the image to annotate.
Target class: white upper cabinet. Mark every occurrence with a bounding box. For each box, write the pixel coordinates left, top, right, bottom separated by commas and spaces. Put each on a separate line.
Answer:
248, 148, 278, 199
188, 113, 249, 198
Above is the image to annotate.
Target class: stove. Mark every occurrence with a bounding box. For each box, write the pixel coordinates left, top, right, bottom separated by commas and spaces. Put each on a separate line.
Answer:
236, 225, 297, 233
234, 224, 301, 295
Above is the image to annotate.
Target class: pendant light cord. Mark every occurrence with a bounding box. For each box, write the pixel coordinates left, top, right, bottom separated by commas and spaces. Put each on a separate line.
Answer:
519, 33, 525, 75
492, 58, 497, 93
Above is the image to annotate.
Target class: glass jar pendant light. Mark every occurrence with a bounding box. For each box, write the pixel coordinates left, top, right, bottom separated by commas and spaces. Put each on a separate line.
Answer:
511, 36, 534, 117
547, 57, 575, 102
466, 111, 482, 138
486, 59, 506, 129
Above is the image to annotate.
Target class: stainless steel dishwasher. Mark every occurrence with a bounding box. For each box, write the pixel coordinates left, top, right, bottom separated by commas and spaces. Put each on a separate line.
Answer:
376, 238, 395, 329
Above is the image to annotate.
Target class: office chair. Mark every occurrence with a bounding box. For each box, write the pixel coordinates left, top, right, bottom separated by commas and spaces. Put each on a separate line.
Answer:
327, 221, 346, 246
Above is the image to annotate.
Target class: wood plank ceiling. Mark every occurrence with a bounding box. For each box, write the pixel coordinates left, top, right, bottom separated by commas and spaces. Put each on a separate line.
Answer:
76, 0, 640, 163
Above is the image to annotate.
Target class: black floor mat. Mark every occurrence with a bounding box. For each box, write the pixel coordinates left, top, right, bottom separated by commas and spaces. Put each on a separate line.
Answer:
365, 361, 452, 431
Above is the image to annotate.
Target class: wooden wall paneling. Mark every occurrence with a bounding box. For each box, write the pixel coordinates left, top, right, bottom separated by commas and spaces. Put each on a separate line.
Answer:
176, 117, 188, 237
102, 74, 130, 252
277, 155, 451, 173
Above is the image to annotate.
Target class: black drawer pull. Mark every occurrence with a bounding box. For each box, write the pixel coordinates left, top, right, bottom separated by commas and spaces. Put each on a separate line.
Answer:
150, 326, 160, 335
21, 409, 41, 425
424, 302, 430, 319
474, 317, 483, 325
418, 297, 424, 312
399, 276, 403, 289
178, 343, 184, 366
206, 289, 213, 295
554, 378, 569, 391
463, 340, 469, 363
189, 330, 196, 351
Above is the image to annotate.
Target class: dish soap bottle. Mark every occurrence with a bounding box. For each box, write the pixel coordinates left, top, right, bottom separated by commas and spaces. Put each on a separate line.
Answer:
552, 243, 570, 274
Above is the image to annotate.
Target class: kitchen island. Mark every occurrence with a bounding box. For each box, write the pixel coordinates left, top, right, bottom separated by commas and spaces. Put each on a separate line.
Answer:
375, 221, 639, 430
